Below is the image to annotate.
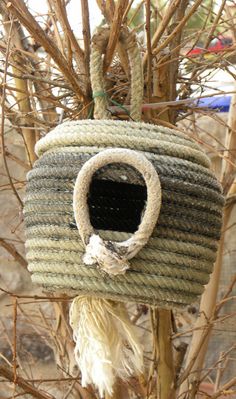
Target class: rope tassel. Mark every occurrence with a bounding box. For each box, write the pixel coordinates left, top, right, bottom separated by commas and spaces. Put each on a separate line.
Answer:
69, 296, 143, 397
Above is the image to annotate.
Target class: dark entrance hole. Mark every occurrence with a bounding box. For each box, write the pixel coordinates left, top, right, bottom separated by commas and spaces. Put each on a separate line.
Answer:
88, 179, 147, 233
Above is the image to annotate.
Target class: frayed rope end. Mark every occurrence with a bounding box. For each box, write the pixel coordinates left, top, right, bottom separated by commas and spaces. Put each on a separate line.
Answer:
69, 296, 143, 397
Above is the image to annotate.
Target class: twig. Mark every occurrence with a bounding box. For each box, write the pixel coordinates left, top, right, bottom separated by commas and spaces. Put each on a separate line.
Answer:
0, 238, 27, 268
53, 0, 85, 70
143, 0, 182, 68
127, 1, 144, 27
0, 365, 56, 399
0, 17, 23, 208
96, 0, 130, 76
6, 0, 87, 103
103, 0, 129, 72
168, 0, 189, 123
80, 0, 91, 97
0, 68, 72, 90
204, 0, 227, 49
178, 201, 235, 396
210, 376, 236, 399
155, 308, 176, 399
13, 297, 17, 384
145, 0, 152, 102
4, 151, 30, 170
0, 287, 72, 300
154, 0, 203, 58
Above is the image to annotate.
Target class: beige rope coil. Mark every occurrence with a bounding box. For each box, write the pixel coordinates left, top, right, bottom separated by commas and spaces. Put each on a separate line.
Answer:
90, 27, 143, 121
73, 148, 162, 275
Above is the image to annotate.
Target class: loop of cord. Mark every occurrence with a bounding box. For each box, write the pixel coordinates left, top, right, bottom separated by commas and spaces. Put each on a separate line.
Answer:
90, 26, 143, 121
73, 148, 162, 275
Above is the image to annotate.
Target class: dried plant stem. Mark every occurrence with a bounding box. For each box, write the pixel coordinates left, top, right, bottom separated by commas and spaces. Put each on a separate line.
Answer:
155, 308, 176, 399
0, 68, 71, 89
2, 13, 37, 164
0, 18, 23, 208
52, 0, 85, 70
221, 93, 236, 194
103, 0, 129, 72
127, 0, 144, 26
81, 0, 91, 97
13, 297, 17, 384
205, 0, 227, 49
11, 68, 37, 164
0, 365, 56, 399
6, 0, 87, 103
143, 0, 182, 68
178, 201, 234, 398
154, 0, 203, 58
0, 238, 26, 268
145, 0, 152, 102
210, 376, 236, 399
168, 0, 189, 123
96, 0, 130, 76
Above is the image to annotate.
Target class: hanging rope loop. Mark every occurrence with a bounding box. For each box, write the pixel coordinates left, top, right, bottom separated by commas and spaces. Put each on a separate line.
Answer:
90, 26, 143, 121
73, 148, 162, 275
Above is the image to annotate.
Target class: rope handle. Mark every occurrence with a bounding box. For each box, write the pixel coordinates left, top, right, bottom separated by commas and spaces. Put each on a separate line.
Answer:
90, 27, 143, 121
73, 148, 162, 276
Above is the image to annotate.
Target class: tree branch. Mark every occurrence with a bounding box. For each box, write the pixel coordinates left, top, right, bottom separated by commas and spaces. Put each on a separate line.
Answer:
0, 238, 27, 269
6, 0, 87, 103
0, 365, 56, 399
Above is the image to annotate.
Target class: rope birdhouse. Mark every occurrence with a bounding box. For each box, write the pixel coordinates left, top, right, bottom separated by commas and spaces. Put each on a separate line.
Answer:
24, 27, 224, 396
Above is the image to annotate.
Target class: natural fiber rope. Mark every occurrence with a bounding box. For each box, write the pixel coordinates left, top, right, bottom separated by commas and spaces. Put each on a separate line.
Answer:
28, 160, 221, 194
25, 55, 223, 307
26, 248, 213, 274
74, 148, 161, 254
90, 28, 143, 121
30, 272, 200, 307
26, 225, 218, 251
28, 261, 210, 286
35, 122, 210, 168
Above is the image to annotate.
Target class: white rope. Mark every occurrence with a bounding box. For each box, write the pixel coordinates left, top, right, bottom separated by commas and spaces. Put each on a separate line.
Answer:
73, 148, 162, 275
69, 296, 143, 397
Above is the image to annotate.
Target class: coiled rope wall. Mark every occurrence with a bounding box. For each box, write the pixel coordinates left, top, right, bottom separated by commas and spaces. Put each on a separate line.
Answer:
24, 27, 224, 309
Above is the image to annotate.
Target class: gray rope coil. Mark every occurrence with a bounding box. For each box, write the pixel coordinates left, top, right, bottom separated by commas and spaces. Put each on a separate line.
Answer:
24, 120, 224, 308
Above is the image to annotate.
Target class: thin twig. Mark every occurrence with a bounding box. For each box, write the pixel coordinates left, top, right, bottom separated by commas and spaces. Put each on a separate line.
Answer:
6, 0, 87, 103
0, 365, 56, 399
13, 297, 17, 384
143, 0, 182, 68
0, 17, 23, 208
145, 0, 152, 102
103, 0, 129, 72
80, 0, 91, 97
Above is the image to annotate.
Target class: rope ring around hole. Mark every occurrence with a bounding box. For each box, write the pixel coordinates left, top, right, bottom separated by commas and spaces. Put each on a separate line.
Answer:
73, 148, 162, 275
